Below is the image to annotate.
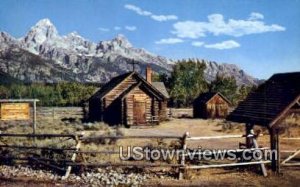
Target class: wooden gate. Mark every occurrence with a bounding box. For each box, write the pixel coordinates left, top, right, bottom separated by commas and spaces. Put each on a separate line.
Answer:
281, 137, 300, 166
179, 132, 270, 179
133, 101, 146, 125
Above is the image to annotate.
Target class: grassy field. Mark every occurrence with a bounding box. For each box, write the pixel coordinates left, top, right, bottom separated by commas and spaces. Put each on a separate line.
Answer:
0, 107, 300, 186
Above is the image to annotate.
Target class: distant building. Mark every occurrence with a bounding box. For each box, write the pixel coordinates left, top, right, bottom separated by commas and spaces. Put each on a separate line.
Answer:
88, 66, 169, 126
193, 92, 231, 119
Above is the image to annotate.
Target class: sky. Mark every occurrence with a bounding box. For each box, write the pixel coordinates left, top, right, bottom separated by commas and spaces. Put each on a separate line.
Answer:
0, 0, 299, 79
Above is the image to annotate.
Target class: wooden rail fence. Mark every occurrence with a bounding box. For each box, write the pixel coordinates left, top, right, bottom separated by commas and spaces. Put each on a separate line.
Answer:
0, 132, 272, 179
281, 137, 300, 166
180, 132, 270, 178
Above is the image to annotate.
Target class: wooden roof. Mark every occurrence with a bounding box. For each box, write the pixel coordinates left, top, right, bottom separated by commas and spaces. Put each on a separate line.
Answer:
227, 72, 300, 127
89, 71, 168, 100
194, 92, 231, 105
89, 72, 133, 100
152, 82, 170, 98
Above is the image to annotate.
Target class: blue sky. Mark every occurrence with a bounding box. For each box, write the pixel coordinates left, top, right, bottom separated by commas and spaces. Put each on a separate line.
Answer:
0, 0, 299, 79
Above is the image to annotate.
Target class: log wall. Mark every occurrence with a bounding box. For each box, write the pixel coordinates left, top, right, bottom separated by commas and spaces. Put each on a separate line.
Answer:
104, 76, 137, 107
206, 95, 229, 118
125, 86, 152, 126
88, 73, 169, 126
194, 94, 230, 119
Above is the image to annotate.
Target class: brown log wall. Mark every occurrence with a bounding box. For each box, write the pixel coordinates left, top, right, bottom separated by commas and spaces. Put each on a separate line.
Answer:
125, 87, 152, 126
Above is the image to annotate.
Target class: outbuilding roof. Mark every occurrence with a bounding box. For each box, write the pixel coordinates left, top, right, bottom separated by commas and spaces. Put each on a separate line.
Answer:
227, 72, 300, 127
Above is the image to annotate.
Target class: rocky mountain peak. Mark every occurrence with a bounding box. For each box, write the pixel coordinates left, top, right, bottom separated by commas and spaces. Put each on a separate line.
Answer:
66, 31, 83, 39
65, 31, 90, 46
0, 32, 18, 48
202, 60, 258, 85
96, 34, 132, 52
29, 18, 57, 39
35, 18, 54, 27
22, 18, 58, 49
0, 18, 258, 85
112, 34, 132, 48
0, 32, 14, 42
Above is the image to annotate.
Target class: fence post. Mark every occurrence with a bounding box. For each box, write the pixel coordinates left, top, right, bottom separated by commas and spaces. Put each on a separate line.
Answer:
179, 132, 189, 180
62, 135, 81, 180
276, 129, 281, 174
33, 100, 37, 134
52, 107, 55, 124
270, 128, 278, 172
246, 123, 254, 148
251, 129, 267, 177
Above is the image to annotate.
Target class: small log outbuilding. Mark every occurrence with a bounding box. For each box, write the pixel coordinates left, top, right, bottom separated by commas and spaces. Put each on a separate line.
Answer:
88, 67, 169, 126
227, 72, 300, 172
193, 92, 231, 119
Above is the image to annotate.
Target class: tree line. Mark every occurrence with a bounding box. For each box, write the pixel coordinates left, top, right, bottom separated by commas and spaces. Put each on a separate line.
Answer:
153, 59, 256, 107
0, 59, 255, 107
0, 82, 97, 106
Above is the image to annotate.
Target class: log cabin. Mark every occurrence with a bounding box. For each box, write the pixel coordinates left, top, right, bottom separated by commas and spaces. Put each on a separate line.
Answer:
88, 66, 169, 126
193, 92, 231, 119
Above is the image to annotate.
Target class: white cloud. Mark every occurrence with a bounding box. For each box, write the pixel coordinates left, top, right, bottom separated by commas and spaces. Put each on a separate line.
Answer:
191, 41, 205, 47
102, 26, 136, 32
155, 38, 184, 44
172, 13, 285, 38
125, 4, 178, 22
98, 27, 110, 32
151, 15, 178, 22
249, 12, 264, 20
114, 26, 121, 31
172, 21, 206, 38
125, 26, 137, 31
124, 4, 152, 16
204, 40, 240, 50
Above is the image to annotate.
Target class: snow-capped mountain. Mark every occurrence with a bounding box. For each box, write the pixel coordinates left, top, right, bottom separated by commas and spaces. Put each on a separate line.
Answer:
0, 32, 18, 48
0, 18, 259, 85
0, 18, 171, 83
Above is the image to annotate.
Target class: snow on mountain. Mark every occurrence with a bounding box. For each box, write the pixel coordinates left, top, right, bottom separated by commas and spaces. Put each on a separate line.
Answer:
0, 18, 259, 85
20, 19, 58, 54
0, 32, 18, 48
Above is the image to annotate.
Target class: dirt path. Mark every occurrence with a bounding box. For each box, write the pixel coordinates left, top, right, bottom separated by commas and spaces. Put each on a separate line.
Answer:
122, 118, 224, 137
121, 118, 245, 149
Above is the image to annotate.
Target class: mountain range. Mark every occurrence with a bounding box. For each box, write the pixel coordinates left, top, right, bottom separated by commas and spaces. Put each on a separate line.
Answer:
0, 18, 259, 86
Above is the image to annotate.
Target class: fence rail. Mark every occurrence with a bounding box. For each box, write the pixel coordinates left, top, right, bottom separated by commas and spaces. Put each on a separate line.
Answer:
280, 137, 300, 166
0, 132, 271, 179
0, 133, 79, 138
81, 135, 182, 140
185, 161, 271, 169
